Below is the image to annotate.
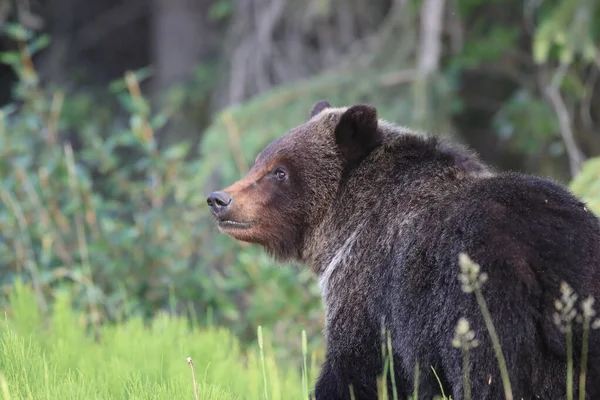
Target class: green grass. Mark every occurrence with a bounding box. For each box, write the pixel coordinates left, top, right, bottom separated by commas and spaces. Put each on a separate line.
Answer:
2, 255, 598, 400
0, 281, 309, 399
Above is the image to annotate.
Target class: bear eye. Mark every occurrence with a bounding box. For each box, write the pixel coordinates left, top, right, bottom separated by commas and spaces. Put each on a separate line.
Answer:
273, 168, 287, 181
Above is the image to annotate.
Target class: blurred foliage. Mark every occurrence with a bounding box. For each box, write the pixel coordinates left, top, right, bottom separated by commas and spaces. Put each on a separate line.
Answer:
0, 24, 323, 364
533, 0, 599, 65
492, 89, 560, 155
570, 157, 600, 216
446, 0, 600, 180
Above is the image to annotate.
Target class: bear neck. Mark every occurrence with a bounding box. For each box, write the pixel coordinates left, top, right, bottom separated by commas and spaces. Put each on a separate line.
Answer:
303, 133, 492, 295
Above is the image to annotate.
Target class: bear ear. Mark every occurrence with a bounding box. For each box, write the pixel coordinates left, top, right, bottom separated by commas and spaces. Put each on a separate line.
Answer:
334, 104, 382, 163
309, 100, 332, 118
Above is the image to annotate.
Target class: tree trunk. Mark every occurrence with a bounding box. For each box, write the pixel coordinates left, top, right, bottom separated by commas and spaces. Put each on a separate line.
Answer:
151, 0, 218, 149
413, 0, 446, 128
418, 0, 446, 76
151, 0, 217, 92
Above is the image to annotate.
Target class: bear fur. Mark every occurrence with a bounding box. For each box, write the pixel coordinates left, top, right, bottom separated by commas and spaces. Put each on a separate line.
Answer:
207, 101, 600, 400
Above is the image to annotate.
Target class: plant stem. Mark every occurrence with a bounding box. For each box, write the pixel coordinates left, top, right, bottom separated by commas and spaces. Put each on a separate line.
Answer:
387, 331, 399, 400
567, 326, 573, 400
257, 326, 269, 400
430, 367, 448, 400
474, 289, 513, 400
412, 362, 420, 400
302, 330, 309, 400
462, 348, 471, 400
579, 320, 590, 400
186, 357, 199, 400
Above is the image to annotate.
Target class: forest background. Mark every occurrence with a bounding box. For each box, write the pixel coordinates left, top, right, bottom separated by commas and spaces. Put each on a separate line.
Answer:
0, 0, 599, 378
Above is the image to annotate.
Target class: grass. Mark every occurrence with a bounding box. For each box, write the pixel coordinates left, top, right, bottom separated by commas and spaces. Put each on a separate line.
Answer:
0, 280, 310, 399
1, 255, 598, 400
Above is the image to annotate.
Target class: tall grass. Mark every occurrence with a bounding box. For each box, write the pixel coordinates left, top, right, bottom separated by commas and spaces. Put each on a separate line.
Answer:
1, 241, 598, 400
0, 280, 307, 400
458, 253, 513, 400
577, 297, 600, 400
452, 318, 479, 400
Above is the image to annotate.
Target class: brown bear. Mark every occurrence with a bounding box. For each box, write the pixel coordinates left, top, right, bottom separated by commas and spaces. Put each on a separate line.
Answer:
207, 101, 600, 399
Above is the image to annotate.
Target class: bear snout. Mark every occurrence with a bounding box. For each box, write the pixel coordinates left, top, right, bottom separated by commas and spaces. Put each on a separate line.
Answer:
207, 191, 232, 218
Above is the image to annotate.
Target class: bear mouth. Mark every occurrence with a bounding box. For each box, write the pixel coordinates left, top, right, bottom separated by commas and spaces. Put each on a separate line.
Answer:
217, 220, 255, 230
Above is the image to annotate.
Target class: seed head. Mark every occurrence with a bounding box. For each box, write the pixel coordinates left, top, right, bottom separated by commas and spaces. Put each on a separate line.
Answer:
554, 281, 578, 332
458, 253, 488, 293
576, 296, 600, 329
452, 317, 479, 350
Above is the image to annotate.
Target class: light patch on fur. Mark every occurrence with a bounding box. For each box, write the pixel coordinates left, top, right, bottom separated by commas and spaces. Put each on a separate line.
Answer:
309, 106, 348, 122
318, 226, 362, 299
474, 170, 495, 178
378, 120, 425, 137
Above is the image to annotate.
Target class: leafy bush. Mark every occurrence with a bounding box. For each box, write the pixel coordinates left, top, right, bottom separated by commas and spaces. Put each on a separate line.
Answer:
0, 24, 324, 362
0, 280, 311, 399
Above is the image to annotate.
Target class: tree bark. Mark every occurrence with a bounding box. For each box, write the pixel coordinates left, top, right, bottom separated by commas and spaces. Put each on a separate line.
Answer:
418, 0, 446, 76
151, 0, 217, 92
150, 0, 219, 150
413, 0, 446, 127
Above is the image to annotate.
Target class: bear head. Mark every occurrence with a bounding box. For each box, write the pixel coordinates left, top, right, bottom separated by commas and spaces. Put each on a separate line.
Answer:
207, 101, 490, 263
206, 100, 384, 262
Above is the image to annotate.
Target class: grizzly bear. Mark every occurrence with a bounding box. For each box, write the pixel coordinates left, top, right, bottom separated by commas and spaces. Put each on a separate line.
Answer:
207, 101, 600, 399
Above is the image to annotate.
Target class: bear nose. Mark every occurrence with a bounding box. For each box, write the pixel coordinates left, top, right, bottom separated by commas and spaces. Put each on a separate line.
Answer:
207, 191, 232, 217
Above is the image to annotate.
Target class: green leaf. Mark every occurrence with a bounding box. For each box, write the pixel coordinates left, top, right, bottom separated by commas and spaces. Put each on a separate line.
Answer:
533, 35, 551, 64
108, 66, 154, 94
28, 34, 51, 54
0, 52, 21, 66
164, 142, 190, 161
209, 0, 233, 21
1, 23, 32, 41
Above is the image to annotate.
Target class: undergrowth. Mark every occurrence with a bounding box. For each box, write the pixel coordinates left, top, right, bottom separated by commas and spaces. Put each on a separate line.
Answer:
3, 255, 599, 400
